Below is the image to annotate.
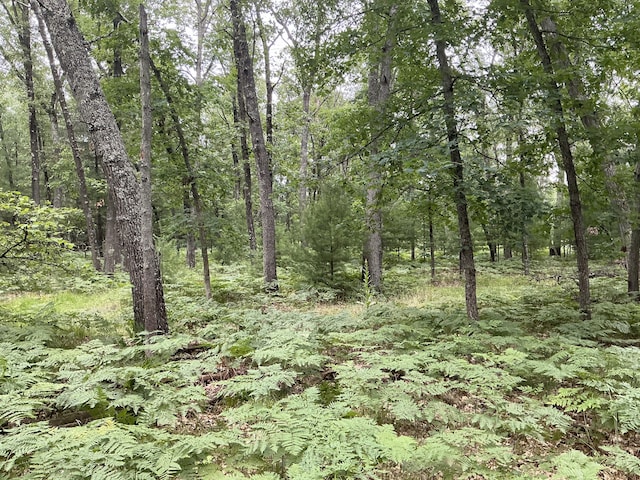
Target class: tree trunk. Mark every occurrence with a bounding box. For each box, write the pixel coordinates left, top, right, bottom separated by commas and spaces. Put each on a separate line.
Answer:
542, 16, 631, 260
482, 224, 497, 262
184, 189, 197, 268
299, 87, 311, 211
521, 0, 590, 316
103, 186, 121, 274
150, 60, 212, 299
234, 90, 257, 251
33, 0, 101, 271
255, 7, 274, 153
139, 4, 168, 333
230, 102, 242, 201
365, 3, 396, 293
231, 0, 277, 289
427, 0, 478, 321
39, 0, 168, 333
519, 171, 530, 275
628, 159, 640, 294
0, 112, 15, 190
429, 210, 436, 280
12, 0, 41, 204
45, 96, 64, 208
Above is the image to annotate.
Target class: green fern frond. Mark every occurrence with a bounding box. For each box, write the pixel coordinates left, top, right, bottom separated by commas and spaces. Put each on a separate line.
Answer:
601, 445, 640, 475
548, 450, 603, 480
220, 364, 298, 399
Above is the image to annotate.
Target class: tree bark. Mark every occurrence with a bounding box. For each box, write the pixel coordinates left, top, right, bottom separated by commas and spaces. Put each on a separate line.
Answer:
103, 186, 121, 274
482, 224, 497, 262
427, 0, 478, 321
255, 7, 274, 153
38, 0, 168, 332
628, 158, 640, 294
521, 0, 590, 316
139, 4, 168, 333
33, 0, 101, 271
231, 0, 277, 289
230, 102, 242, 201
365, 3, 396, 293
519, 170, 531, 275
11, 0, 41, 204
45, 96, 64, 208
150, 60, 212, 299
299, 87, 311, 211
542, 16, 631, 260
429, 209, 436, 280
184, 189, 197, 268
234, 90, 257, 251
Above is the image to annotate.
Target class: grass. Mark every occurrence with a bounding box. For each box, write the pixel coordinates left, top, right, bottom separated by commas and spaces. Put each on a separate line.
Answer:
0, 289, 129, 319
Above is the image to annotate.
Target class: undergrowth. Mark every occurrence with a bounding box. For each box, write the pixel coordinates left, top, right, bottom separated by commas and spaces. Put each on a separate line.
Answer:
1, 260, 639, 479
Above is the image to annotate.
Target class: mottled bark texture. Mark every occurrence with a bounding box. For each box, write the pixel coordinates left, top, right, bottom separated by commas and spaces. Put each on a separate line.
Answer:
521, 0, 590, 316
427, 0, 479, 321
139, 4, 168, 333
231, 0, 278, 289
38, 0, 168, 332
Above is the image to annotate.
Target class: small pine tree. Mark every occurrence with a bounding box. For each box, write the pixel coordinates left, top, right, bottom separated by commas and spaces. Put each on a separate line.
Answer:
297, 182, 360, 287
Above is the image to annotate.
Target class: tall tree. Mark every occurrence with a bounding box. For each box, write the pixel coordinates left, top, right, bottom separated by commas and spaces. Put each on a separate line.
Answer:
3, 0, 41, 204
520, 0, 590, 316
38, 0, 168, 333
231, 0, 278, 289
629, 156, 640, 294
151, 60, 213, 299
427, 0, 478, 321
139, 4, 167, 332
542, 16, 631, 260
364, 1, 397, 293
234, 89, 257, 251
32, 0, 101, 271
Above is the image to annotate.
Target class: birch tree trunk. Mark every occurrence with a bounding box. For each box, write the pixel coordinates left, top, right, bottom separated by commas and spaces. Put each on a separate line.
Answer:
427, 0, 478, 321
521, 0, 590, 316
231, 0, 278, 289
38, 0, 168, 332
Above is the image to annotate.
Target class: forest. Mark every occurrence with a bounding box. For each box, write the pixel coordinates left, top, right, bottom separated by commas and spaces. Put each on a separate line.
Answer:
1, 0, 640, 478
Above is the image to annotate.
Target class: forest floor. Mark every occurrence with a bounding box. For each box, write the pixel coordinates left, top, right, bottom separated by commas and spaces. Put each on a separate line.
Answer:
1, 255, 640, 479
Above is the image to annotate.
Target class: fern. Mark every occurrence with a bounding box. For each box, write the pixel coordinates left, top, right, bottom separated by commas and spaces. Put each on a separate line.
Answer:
219, 364, 298, 399
0, 419, 234, 479
547, 450, 603, 480
601, 445, 640, 475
